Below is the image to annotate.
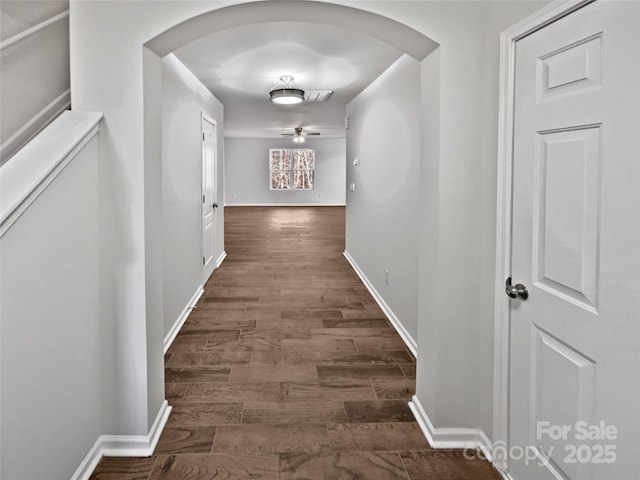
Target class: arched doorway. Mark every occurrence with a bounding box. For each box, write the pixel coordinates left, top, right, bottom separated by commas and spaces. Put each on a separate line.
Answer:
71, 0, 442, 458
141, 0, 440, 441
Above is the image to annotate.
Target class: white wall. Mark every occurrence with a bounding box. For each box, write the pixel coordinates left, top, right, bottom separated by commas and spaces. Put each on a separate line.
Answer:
410, 0, 549, 439
225, 137, 345, 206
71, 4, 166, 436
162, 54, 225, 340
0, 132, 101, 479
345, 55, 420, 347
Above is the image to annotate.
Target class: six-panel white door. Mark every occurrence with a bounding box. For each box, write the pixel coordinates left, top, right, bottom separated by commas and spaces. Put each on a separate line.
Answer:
509, 1, 640, 479
202, 116, 217, 282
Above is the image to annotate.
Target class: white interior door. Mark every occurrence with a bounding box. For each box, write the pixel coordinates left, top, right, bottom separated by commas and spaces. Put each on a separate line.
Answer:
509, 1, 640, 479
202, 116, 217, 282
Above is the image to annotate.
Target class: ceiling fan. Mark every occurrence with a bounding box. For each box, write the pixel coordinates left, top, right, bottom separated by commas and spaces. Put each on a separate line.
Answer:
281, 127, 320, 143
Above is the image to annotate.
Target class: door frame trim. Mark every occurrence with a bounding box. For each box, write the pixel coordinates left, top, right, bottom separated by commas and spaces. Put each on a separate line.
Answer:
201, 112, 217, 282
493, 0, 594, 473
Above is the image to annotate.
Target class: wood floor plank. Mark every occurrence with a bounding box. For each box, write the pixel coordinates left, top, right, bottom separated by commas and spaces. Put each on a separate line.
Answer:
344, 400, 415, 423
225, 287, 281, 297
279, 451, 409, 480
166, 340, 207, 353
175, 329, 240, 342
255, 318, 324, 330
250, 350, 334, 364
193, 303, 248, 311
154, 426, 217, 454
282, 309, 343, 319
354, 337, 409, 352
331, 351, 414, 365
167, 403, 243, 426
204, 295, 262, 303
327, 423, 430, 451
317, 365, 406, 383
240, 327, 312, 341
372, 378, 416, 400
213, 424, 331, 455
204, 338, 281, 352
150, 454, 279, 480
89, 456, 157, 480
242, 401, 348, 424
229, 364, 317, 383
165, 383, 188, 403
341, 309, 387, 320
165, 366, 231, 383
185, 319, 256, 330
281, 381, 377, 402
401, 364, 417, 379
323, 318, 390, 328
311, 327, 397, 338
399, 450, 502, 480
182, 383, 281, 403
281, 339, 357, 353
218, 310, 281, 321
166, 352, 251, 366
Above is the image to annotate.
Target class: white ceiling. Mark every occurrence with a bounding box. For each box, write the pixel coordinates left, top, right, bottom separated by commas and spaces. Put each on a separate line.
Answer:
174, 21, 404, 138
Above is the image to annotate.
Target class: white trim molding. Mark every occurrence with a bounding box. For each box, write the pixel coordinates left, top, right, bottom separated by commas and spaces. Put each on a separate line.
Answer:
101, 399, 170, 456
71, 400, 171, 480
70, 438, 103, 480
409, 395, 507, 477
0, 110, 102, 237
163, 286, 204, 354
409, 395, 492, 452
0, 89, 72, 164
343, 250, 417, 357
216, 250, 227, 268
493, 0, 594, 475
0, 11, 69, 51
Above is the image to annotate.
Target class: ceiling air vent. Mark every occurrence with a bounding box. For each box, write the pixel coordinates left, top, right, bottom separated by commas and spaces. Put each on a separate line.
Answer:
304, 91, 333, 103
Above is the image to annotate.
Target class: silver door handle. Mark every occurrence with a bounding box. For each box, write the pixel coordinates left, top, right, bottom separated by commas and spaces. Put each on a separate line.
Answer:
506, 277, 528, 300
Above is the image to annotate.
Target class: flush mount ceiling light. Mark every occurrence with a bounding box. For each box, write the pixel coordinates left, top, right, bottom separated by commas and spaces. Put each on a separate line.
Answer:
269, 75, 305, 105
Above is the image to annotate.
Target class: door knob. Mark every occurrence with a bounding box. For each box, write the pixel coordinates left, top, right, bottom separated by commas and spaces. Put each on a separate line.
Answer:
212, 202, 218, 209
506, 277, 529, 300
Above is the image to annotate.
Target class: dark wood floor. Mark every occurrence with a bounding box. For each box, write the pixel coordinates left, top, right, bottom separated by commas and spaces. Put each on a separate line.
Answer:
90, 206, 499, 479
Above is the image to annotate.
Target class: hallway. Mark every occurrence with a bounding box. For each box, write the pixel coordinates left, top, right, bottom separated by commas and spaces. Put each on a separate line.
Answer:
90, 207, 499, 479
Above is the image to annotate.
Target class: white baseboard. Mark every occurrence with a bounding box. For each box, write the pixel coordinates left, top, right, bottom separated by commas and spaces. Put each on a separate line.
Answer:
409, 394, 507, 477
162, 252, 225, 355
71, 400, 171, 480
70, 436, 104, 480
342, 250, 417, 357
224, 202, 346, 207
409, 395, 492, 450
163, 286, 204, 354
216, 250, 227, 268
101, 400, 171, 456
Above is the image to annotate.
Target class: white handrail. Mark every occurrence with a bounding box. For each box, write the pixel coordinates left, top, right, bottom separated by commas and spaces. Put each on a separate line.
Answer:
0, 110, 103, 237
